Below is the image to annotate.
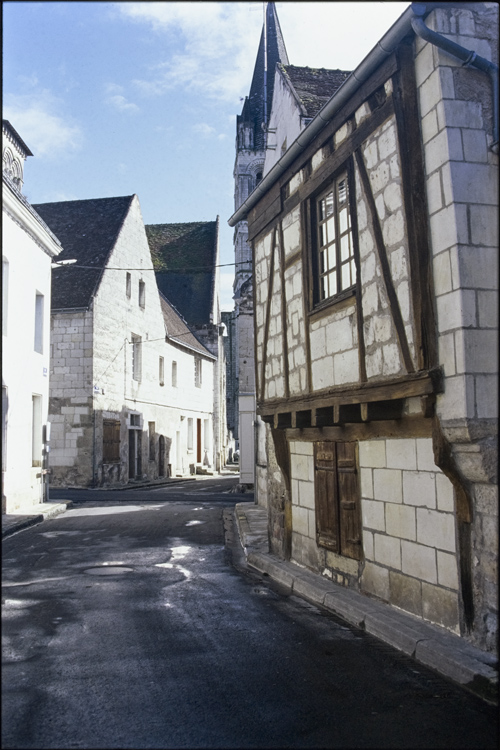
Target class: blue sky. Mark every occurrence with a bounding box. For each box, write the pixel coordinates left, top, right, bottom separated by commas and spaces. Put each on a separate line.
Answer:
3, 1, 409, 310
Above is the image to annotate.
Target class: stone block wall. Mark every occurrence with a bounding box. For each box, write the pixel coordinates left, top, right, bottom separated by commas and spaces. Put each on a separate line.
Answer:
49, 310, 94, 486
415, 3, 498, 651
359, 437, 460, 633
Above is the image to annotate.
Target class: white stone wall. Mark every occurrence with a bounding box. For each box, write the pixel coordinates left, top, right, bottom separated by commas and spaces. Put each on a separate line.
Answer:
263, 67, 305, 176
414, 3, 498, 650
415, 5, 498, 430
49, 196, 216, 486
288, 436, 460, 632
2, 200, 59, 511
359, 437, 459, 632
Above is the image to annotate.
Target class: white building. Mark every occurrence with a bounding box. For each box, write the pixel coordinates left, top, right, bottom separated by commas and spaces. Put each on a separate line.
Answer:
2, 120, 62, 513
33, 194, 216, 487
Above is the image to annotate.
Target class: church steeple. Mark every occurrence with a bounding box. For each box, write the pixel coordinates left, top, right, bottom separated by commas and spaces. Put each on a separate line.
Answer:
237, 2, 289, 152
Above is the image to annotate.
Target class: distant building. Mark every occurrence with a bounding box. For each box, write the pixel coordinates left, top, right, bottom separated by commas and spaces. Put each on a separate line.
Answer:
2, 120, 62, 512
145, 219, 227, 471
34, 195, 216, 487
232, 1, 289, 485
230, 3, 498, 653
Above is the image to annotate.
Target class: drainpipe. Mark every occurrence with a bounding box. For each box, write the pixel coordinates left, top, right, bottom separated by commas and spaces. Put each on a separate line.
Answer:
411, 3, 498, 152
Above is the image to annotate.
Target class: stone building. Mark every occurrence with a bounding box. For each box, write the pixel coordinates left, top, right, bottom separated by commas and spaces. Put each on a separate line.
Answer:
34, 195, 216, 487
229, 3, 498, 653
2, 120, 62, 513
232, 1, 289, 485
145, 219, 227, 472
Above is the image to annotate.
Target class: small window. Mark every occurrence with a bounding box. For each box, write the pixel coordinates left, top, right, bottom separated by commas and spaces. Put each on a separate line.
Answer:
187, 417, 194, 452
314, 169, 356, 304
195, 357, 202, 388
126, 273, 131, 298
131, 334, 142, 381
159, 356, 165, 386
32, 394, 43, 467
139, 280, 145, 308
103, 420, 120, 463
34, 292, 44, 353
172, 361, 178, 388
130, 413, 140, 427
148, 421, 155, 461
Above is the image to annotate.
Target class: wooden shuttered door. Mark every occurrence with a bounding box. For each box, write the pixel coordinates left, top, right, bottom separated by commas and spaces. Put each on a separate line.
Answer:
314, 441, 362, 560
103, 420, 120, 463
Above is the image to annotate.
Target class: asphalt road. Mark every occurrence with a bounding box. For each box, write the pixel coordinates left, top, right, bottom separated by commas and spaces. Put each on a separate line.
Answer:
2, 477, 497, 749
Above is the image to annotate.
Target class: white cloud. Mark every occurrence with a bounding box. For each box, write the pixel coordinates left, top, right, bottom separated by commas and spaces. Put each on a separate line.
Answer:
3, 90, 83, 158
119, 2, 410, 103
193, 123, 216, 137
108, 94, 140, 113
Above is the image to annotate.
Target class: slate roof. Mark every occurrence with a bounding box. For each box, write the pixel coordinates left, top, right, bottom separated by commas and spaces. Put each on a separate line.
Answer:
158, 292, 214, 359
146, 221, 217, 329
33, 196, 134, 310
280, 65, 352, 118
238, 2, 289, 150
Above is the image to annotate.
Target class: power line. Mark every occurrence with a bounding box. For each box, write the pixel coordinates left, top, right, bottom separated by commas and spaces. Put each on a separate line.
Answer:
52, 260, 252, 272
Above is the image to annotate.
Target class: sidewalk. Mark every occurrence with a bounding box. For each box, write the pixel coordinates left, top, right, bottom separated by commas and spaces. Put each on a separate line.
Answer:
234, 502, 498, 705
2, 500, 73, 539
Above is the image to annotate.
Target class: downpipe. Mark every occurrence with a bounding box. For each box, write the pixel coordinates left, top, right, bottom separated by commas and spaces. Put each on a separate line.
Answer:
411, 3, 499, 152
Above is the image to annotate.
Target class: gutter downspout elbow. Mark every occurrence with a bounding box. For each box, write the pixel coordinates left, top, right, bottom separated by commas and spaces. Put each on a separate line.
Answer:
411, 4, 498, 151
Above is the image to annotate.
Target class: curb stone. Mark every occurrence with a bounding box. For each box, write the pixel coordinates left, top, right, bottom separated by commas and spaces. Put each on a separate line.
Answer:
235, 503, 498, 705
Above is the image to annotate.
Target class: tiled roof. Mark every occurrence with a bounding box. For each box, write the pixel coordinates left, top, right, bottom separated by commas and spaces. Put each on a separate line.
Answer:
158, 292, 213, 359
33, 196, 134, 310
146, 221, 217, 328
281, 65, 351, 118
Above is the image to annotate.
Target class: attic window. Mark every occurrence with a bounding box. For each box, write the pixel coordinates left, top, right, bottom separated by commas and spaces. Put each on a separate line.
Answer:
367, 86, 387, 113
126, 272, 131, 298
255, 171, 263, 186
139, 280, 145, 308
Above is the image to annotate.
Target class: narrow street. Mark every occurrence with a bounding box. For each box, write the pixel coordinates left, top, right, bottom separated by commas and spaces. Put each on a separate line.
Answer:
2, 477, 497, 749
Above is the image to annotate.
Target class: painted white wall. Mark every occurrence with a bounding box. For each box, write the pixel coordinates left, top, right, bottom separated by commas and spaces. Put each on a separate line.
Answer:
2, 182, 61, 511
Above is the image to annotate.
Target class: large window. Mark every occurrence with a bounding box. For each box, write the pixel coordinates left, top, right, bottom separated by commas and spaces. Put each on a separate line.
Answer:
103, 420, 120, 463
314, 441, 362, 560
315, 170, 356, 304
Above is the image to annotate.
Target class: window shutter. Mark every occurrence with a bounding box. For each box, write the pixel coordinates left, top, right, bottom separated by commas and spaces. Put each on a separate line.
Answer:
337, 441, 362, 560
103, 420, 120, 463
314, 441, 340, 552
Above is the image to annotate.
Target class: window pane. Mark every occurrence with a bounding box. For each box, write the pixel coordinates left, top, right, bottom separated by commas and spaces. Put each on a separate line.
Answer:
326, 216, 335, 242
329, 271, 337, 297
340, 233, 351, 261
341, 262, 351, 290
338, 178, 347, 204
320, 250, 326, 274
328, 245, 337, 271
324, 191, 334, 217
351, 259, 357, 284
339, 208, 348, 234
318, 224, 325, 247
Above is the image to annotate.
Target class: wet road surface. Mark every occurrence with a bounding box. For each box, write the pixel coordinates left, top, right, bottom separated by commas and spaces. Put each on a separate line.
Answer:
2, 477, 497, 749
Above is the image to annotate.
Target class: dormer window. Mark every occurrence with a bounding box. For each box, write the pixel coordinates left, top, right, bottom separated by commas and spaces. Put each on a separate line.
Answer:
255, 171, 263, 185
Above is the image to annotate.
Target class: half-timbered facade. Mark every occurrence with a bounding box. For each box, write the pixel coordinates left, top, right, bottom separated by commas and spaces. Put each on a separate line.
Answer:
229, 3, 498, 653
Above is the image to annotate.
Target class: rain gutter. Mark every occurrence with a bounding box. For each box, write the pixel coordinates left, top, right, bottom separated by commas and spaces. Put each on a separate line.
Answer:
228, 1, 495, 227
411, 3, 498, 150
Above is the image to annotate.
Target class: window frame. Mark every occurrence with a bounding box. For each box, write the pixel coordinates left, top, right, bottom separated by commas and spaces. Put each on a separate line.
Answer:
309, 158, 359, 311
34, 292, 44, 354
194, 357, 202, 388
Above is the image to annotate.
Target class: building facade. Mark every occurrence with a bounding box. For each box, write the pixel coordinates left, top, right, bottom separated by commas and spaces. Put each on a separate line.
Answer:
230, 3, 498, 653
34, 195, 216, 488
2, 120, 62, 512
232, 2, 289, 485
